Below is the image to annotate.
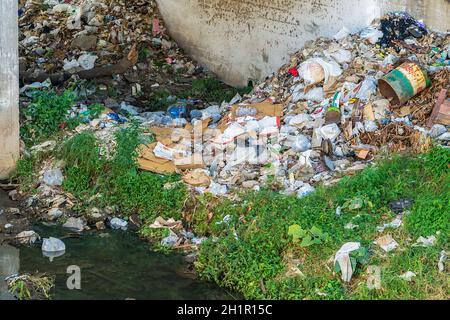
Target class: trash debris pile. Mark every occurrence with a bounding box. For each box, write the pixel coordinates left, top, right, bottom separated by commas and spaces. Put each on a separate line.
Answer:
15, 12, 449, 246
19, 0, 206, 109
130, 13, 449, 197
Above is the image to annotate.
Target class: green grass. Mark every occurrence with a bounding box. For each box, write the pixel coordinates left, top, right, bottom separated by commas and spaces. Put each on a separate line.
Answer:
195, 147, 450, 300
21, 90, 77, 145
59, 132, 104, 198
20, 90, 107, 146
12, 156, 37, 192
58, 124, 187, 223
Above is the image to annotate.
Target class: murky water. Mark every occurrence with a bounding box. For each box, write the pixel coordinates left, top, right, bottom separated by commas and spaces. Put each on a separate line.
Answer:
9, 224, 236, 300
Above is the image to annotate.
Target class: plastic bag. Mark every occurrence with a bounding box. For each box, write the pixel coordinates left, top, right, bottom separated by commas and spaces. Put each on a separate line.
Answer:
78, 54, 98, 70
360, 27, 383, 44
356, 77, 377, 102
330, 49, 352, 64
333, 26, 350, 41
287, 135, 311, 152
299, 58, 342, 85
319, 123, 341, 141
43, 168, 64, 186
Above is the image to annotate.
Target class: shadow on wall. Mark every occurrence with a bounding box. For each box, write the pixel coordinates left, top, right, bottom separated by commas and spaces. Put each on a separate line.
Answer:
156, 0, 449, 86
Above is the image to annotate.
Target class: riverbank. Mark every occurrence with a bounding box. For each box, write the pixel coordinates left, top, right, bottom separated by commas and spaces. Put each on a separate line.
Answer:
2, 134, 448, 299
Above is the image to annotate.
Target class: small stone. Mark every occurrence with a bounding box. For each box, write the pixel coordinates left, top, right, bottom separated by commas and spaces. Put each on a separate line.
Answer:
242, 180, 259, 188
95, 221, 106, 230
185, 253, 198, 263
47, 208, 63, 221
86, 207, 105, 224
8, 190, 18, 201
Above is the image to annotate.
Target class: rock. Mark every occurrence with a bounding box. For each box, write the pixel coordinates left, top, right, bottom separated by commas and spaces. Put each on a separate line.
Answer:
62, 217, 86, 232
86, 207, 105, 224
42, 237, 65, 252
16, 231, 40, 244
46, 208, 63, 221
242, 180, 259, 189
43, 168, 64, 186
71, 35, 97, 51
8, 190, 18, 201
109, 217, 128, 230
185, 253, 198, 263
129, 214, 142, 227
95, 221, 106, 230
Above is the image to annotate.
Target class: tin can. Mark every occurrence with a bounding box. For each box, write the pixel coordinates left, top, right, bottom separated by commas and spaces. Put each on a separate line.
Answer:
378, 62, 431, 106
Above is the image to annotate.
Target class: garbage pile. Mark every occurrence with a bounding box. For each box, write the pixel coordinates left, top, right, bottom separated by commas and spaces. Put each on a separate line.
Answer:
19, 0, 205, 109
130, 13, 449, 197
19, 10, 450, 201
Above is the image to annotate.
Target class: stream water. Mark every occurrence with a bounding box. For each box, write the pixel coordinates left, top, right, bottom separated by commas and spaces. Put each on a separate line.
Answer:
2, 224, 236, 300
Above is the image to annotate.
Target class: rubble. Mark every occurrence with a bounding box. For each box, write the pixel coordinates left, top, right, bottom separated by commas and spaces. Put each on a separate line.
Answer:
18, 0, 211, 111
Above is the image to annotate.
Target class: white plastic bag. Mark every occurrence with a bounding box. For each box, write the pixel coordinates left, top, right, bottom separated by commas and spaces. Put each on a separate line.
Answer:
333, 26, 350, 41
299, 58, 342, 85
319, 123, 341, 141
360, 27, 383, 44
330, 49, 353, 64
356, 77, 377, 102
78, 54, 98, 70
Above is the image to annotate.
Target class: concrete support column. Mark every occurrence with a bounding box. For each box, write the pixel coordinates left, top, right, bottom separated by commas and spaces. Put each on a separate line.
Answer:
0, 0, 20, 179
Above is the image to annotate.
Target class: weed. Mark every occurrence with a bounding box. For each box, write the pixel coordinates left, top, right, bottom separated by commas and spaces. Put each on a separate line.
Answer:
12, 156, 36, 192
196, 149, 449, 299
146, 89, 174, 111
7, 274, 54, 300
60, 132, 104, 197
21, 90, 77, 144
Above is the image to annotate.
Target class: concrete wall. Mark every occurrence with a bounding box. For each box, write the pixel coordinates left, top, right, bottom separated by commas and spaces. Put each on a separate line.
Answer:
156, 0, 450, 87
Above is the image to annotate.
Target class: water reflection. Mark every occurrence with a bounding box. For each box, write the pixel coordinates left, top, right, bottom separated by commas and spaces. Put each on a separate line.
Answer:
0, 245, 19, 300
14, 225, 236, 300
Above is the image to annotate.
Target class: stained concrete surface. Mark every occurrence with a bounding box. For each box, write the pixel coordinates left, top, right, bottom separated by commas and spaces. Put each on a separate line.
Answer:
156, 0, 449, 86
